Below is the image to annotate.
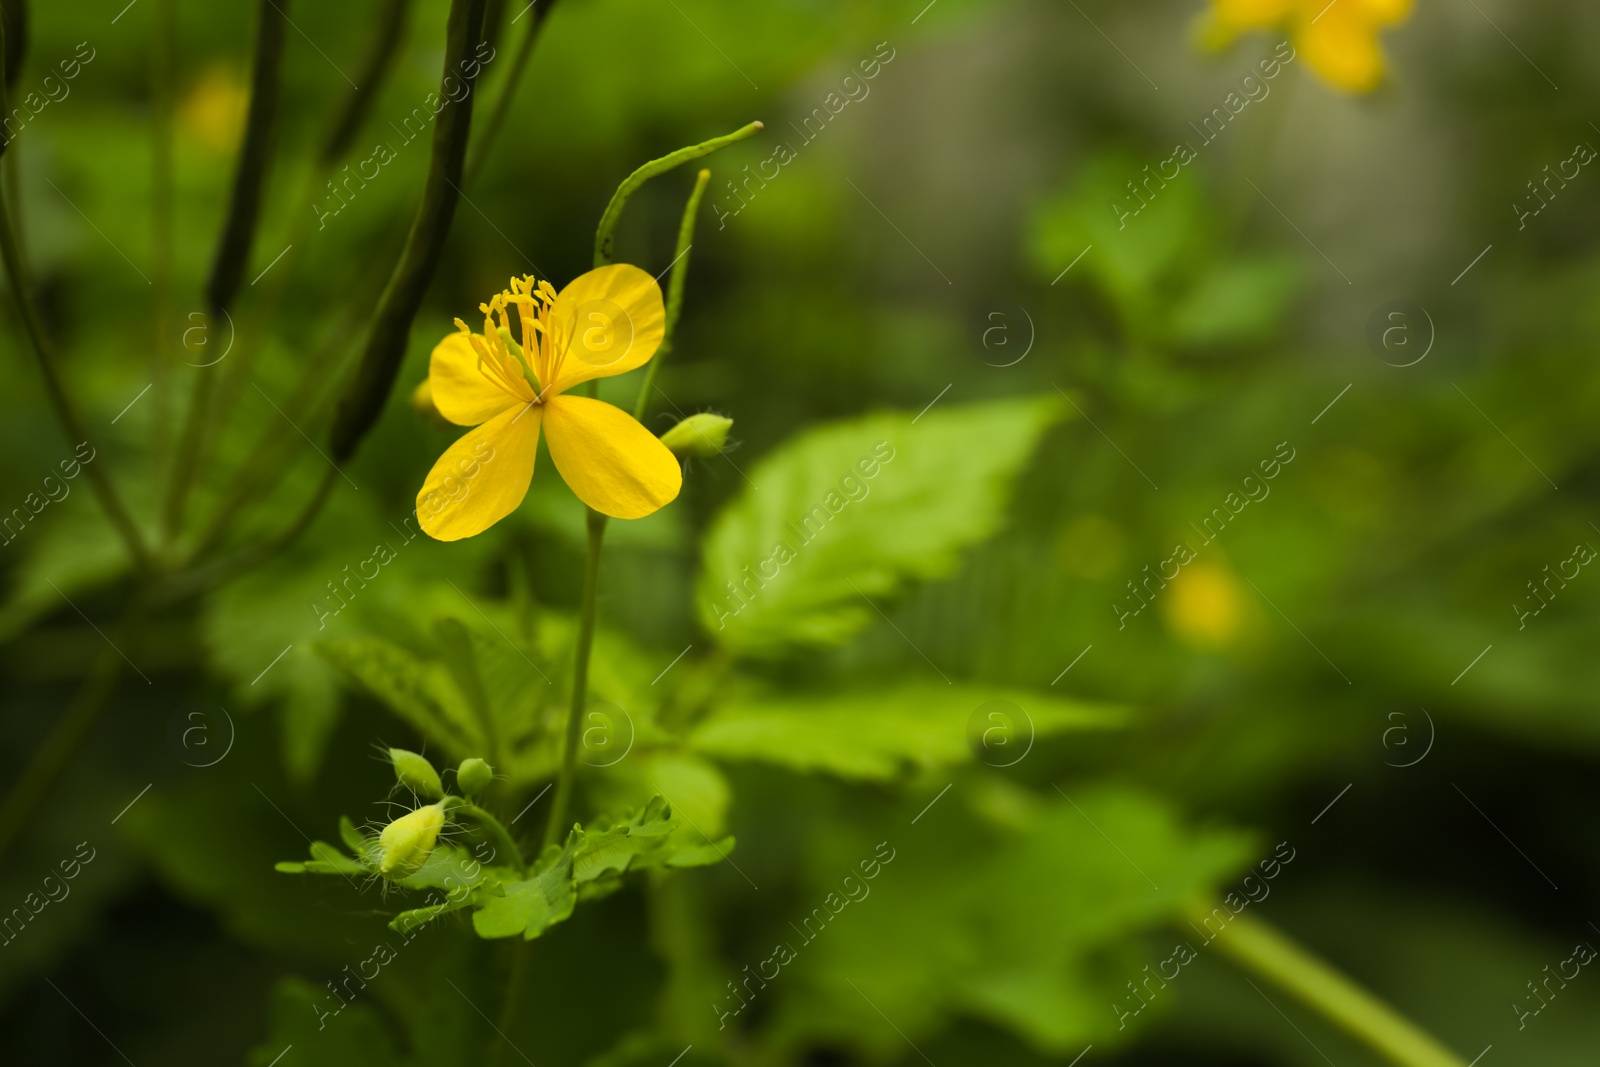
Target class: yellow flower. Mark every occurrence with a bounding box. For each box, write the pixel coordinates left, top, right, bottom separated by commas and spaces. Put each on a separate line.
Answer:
416, 265, 682, 540
178, 66, 250, 152
1201, 0, 1411, 93
1163, 562, 1244, 648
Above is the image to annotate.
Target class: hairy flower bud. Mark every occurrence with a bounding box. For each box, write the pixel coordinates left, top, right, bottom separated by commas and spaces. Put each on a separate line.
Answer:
659, 413, 732, 458
389, 748, 443, 800
457, 757, 493, 796
376, 803, 445, 879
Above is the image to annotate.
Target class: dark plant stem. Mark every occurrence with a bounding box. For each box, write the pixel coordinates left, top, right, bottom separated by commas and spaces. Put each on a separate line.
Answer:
204, 0, 418, 469
205, 0, 290, 315
320, 0, 414, 165
154, 466, 337, 605
330, 0, 489, 462
166, 0, 291, 540
0, 22, 151, 572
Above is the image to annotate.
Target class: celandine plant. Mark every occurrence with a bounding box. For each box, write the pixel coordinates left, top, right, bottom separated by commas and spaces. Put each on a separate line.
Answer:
277, 123, 758, 996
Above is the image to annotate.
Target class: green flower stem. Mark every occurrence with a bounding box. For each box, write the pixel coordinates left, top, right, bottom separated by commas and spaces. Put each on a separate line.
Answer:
166, 0, 292, 541
1195, 902, 1467, 1067
632, 167, 710, 422
540, 144, 723, 848
593, 120, 762, 268
329, 0, 489, 462
490, 938, 531, 1067
543, 506, 606, 850
464, 0, 562, 186
452, 802, 525, 875
0, 24, 152, 572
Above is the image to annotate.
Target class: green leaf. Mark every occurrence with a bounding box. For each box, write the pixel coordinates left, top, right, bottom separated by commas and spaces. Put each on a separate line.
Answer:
688, 683, 1126, 781
389, 896, 473, 935
763, 786, 1254, 1058
698, 397, 1064, 655
1028, 151, 1204, 312
472, 856, 576, 940
337, 815, 367, 856
205, 563, 344, 783
277, 797, 722, 942
274, 840, 369, 876
1169, 255, 1302, 347
661, 836, 737, 869
315, 634, 483, 755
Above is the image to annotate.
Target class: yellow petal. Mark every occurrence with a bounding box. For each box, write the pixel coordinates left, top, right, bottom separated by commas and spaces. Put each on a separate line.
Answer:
417, 402, 541, 540
1297, 6, 1386, 92
1210, 0, 1293, 31
543, 264, 666, 396
430, 331, 529, 426
1353, 0, 1410, 26
542, 394, 681, 519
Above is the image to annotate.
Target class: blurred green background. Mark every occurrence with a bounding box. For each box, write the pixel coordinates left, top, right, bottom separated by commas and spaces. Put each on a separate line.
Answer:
1, 0, 1597, 1063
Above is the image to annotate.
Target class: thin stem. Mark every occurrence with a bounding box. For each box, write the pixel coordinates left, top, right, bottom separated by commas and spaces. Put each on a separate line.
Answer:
166, 0, 291, 540
454, 803, 525, 875
151, 0, 177, 472
203, 0, 290, 315
189, 254, 388, 558
1196, 902, 1467, 1067
198, 1, 417, 540
489, 939, 531, 1067
632, 167, 709, 422
319, 0, 414, 165
154, 465, 337, 605
593, 120, 762, 268
542, 507, 605, 850
464, 0, 561, 186
0, 157, 153, 571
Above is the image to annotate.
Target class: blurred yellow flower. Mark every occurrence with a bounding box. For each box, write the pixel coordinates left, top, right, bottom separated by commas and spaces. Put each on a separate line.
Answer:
178, 66, 249, 152
416, 265, 681, 540
1164, 561, 1244, 648
1201, 0, 1411, 93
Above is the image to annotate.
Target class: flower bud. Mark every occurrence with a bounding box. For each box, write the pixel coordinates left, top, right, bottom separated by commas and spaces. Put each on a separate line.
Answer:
376, 803, 445, 879
389, 748, 443, 800
457, 757, 493, 796
410, 379, 448, 426
659, 413, 732, 459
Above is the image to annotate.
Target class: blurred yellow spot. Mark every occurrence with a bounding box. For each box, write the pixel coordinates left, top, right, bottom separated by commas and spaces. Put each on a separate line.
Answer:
1199, 0, 1411, 93
1164, 561, 1244, 648
179, 67, 249, 153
